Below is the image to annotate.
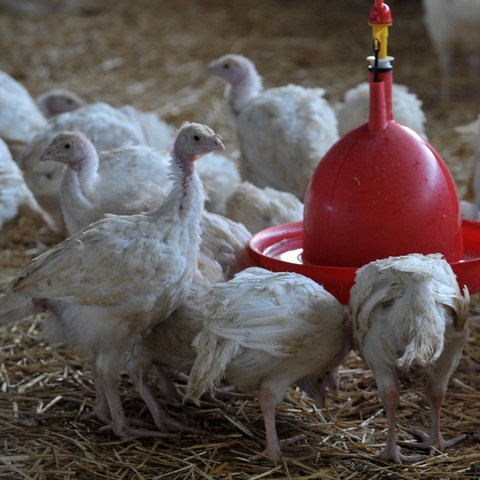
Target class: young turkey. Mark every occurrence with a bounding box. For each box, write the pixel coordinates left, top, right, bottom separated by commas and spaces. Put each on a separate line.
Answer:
455, 115, 480, 209
120, 105, 176, 151
225, 180, 303, 234
334, 81, 427, 139
0, 122, 224, 438
350, 253, 470, 463
0, 70, 47, 160
186, 267, 350, 461
196, 151, 241, 215
126, 250, 226, 432
0, 137, 59, 242
40, 131, 172, 235
207, 54, 339, 200
423, 0, 480, 104
18, 102, 146, 226
460, 199, 480, 220
35, 88, 87, 118
40, 130, 252, 278
199, 210, 252, 279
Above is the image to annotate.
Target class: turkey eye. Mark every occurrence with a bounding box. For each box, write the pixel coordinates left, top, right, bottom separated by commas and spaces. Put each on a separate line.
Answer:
64, 143, 72, 149
381, 298, 395, 309
193, 135, 200, 141
223, 63, 230, 69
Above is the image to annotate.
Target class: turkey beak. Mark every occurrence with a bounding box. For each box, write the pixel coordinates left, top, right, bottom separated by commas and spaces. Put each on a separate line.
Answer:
39, 150, 52, 162
205, 61, 216, 76
212, 134, 225, 151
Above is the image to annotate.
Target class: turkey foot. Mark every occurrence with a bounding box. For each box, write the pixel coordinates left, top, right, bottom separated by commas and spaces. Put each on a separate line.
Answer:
128, 415, 201, 435
80, 407, 177, 438
249, 434, 315, 462
379, 444, 427, 464
80, 408, 110, 426
398, 428, 469, 453
98, 421, 178, 439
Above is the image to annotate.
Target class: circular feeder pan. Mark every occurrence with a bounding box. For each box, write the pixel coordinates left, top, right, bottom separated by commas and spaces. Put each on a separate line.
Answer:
248, 219, 480, 304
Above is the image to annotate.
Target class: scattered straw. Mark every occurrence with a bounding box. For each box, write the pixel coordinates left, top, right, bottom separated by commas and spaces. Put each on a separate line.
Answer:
1, 1, 479, 478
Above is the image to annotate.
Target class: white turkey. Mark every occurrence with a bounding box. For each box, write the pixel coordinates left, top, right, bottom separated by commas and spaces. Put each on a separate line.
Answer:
423, 0, 480, 104
334, 82, 427, 139
456, 115, 480, 209
40, 130, 252, 279
225, 180, 303, 234
207, 54, 339, 200
0, 70, 47, 160
196, 151, 241, 215
199, 210, 252, 279
186, 267, 350, 461
36, 88, 87, 118
120, 105, 176, 151
0, 137, 59, 242
40, 131, 171, 236
350, 253, 470, 463
127, 250, 226, 432
18, 102, 146, 226
0, 122, 224, 438
295, 370, 341, 409
460, 199, 479, 220
129, 257, 338, 432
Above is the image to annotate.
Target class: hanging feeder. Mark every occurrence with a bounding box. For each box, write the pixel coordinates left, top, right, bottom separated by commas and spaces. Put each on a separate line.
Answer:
247, 0, 480, 304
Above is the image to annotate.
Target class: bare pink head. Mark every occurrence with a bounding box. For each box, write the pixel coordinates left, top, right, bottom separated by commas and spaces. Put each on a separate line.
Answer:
173, 122, 224, 162
40, 131, 96, 168
206, 54, 257, 86
36, 89, 86, 118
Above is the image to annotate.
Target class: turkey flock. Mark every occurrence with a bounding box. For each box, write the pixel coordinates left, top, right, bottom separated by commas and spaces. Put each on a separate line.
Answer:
0, 0, 479, 467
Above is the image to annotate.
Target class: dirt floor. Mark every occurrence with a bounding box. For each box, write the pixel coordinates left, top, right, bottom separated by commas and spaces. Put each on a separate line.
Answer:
0, 1, 479, 479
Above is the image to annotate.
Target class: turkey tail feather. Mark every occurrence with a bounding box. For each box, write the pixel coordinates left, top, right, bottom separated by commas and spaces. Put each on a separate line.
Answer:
186, 330, 239, 404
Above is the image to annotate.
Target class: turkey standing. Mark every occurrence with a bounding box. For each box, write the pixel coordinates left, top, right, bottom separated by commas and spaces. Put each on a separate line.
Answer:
126, 250, 226, 431
207, 54, 339, 200
423, 0, 480, 104
41, 130, 252, 282
0, 122, 224, 438
186, 267, 350, 461
350, 253, 470, 463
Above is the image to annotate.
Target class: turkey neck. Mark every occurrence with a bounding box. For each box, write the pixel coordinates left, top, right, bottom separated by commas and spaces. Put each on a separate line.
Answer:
62, 141, 100, 208
62, 144, 99, 209
149, 143, 205, 231
226, 65, 263, 118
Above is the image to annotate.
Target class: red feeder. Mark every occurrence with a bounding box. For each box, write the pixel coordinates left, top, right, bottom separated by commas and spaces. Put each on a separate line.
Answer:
248, 1, 480, 304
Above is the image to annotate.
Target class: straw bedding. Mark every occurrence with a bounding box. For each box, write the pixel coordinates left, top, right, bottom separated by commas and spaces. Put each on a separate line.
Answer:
0, 1, 479, 478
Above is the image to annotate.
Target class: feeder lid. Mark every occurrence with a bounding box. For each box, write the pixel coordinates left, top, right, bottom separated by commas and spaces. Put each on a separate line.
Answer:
369, 0, 392, 25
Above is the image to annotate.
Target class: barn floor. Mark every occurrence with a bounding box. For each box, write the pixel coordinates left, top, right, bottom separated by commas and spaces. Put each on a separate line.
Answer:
0, 1, 479, 479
